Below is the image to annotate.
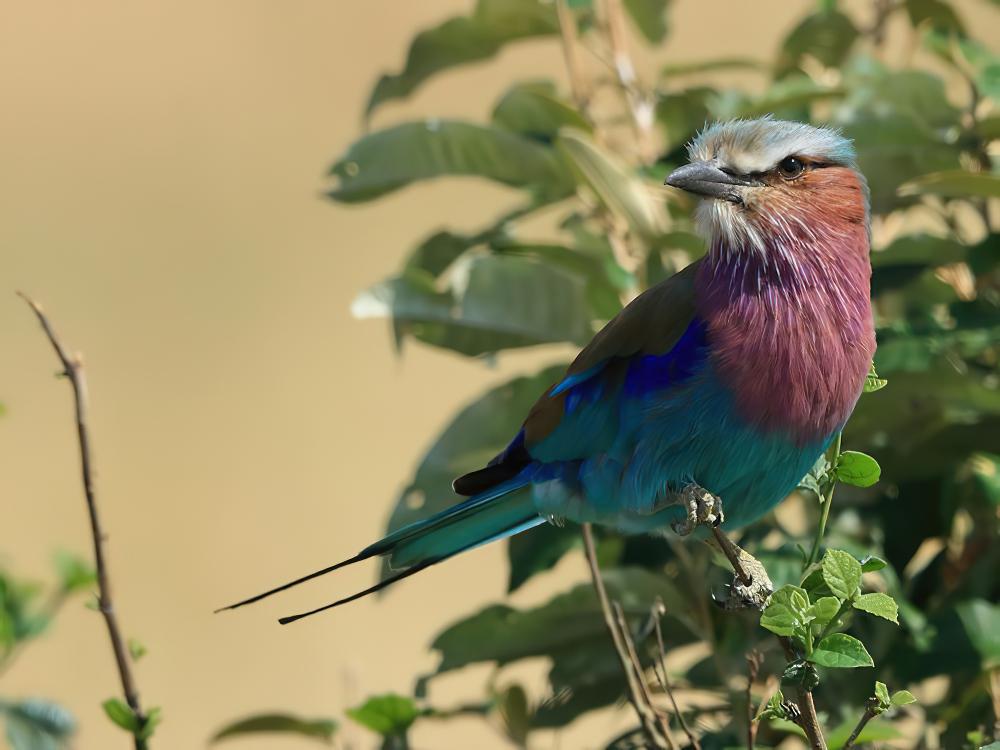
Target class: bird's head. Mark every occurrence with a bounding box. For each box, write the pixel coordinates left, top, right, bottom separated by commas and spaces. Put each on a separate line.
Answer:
665, 117, 869, 256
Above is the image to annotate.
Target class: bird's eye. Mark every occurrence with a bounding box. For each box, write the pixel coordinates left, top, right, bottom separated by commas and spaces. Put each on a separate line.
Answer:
777, 156, 805, 179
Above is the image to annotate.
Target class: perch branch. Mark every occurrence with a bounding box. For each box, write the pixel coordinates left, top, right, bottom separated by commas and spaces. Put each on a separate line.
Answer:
555, 0, 591, 115
582, 524, 676, 749
19, 292, 149, 749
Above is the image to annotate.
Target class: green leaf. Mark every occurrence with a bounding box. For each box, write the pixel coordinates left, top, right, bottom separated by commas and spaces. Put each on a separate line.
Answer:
899, 170, 1000, 199
492, 81, 590, 140
2, 699, 75, 750
52, 552, 96, 594
137, 708, 161, 742
782, 659, 821, 690
495, 684, 531, 746
875, 680, 891, 706
954, 599, 1000, 668
891, 689, 917, 706
905, 0, 966, 34
836, 451, 881, 487
431, 567, 692, 674
871, 234, 968, 270
346, 694, 421, 737
127, 637, 147, 662
864, 366, 888, 393
760, 585, 810, 637
212, 713, 338, 743
822, 549, 862, 601
101, 699, 139, 733
327, 121, 575, 203
623, 0, 670, 43
507, 522, 579, 592
557, 130, 666, 239
353, 255, 592, 357
404, 231, 473, 277
860, 555, 888, 572
776, 10, 858, 78
364, 0, 561, 117
825, 717, 902, 747
806, 596, 842, 627
660, 57, 761, 78
810, 633, 874, 668
853, 592, 899, 624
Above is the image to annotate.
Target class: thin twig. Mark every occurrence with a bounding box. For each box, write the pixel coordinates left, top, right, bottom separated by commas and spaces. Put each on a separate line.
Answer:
582, 524, 673, 749
746, 651, 763, 750
806, 433, 842, 569
19, 292, 149, 750
555, 0, 591, 115
600, 0, 656, 164
652, 600, 701, 750
842, 700, 879, 750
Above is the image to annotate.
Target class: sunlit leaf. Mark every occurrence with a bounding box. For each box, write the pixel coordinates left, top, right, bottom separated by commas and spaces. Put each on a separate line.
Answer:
811, 633, 874, 668
954, 599, 1000, 668
660, 57, 761, 78
822, 549, 862, 600
353, 255, 592, 356
365, 0, 561, 117
899, 170, 1000, 199
853, 592, 899, 624
557, 130, 666, 239
328, 121, 575, 203
346, 694, 421, 737
836, 451, 881, 487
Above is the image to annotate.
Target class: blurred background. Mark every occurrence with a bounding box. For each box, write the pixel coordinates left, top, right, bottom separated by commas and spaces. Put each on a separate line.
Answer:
2, 1, 999, 749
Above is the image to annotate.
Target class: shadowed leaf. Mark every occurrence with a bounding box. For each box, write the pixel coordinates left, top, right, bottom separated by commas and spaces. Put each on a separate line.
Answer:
212, 714, 337, 743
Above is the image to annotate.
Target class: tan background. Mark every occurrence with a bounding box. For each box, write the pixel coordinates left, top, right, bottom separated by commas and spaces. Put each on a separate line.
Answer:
2, 2, 996, 748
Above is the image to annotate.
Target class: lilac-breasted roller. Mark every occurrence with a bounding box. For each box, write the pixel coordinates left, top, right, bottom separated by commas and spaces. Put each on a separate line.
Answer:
221, 118, 876, 623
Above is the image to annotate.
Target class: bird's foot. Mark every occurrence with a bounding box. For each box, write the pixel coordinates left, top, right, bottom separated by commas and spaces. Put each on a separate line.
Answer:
670, 483, 725, 536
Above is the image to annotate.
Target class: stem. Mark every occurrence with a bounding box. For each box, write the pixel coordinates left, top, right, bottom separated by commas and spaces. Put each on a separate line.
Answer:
746, 652, 762, 750
652, 602, 701, 750
600, 0, 656, 164
555, 0, 590, 115
19, 293, 150, 750
797, 691, 828, 750
806, 433, 842, 569
582, 524, 675, 749
841, 701, 879, 749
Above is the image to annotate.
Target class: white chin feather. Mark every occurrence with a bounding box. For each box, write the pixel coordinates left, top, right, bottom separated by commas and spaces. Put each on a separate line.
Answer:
694, 199, 766, 255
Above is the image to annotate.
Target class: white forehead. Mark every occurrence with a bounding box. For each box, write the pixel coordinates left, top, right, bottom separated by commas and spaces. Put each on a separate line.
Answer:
688, 118, 856, 175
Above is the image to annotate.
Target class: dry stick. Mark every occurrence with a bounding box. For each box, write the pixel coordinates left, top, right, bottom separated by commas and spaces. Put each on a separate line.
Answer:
841, 700, 879, 750
581, 524, 674, 750
600, 0, 656, 164
555, 0, 590, 116
745, 651, 763, 750
612, 601, 679, 750
652, 602, 701, 750
19, 293, 149, 750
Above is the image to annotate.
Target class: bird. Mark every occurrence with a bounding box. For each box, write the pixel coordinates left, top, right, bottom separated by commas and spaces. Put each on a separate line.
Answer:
219, 117, 876, 624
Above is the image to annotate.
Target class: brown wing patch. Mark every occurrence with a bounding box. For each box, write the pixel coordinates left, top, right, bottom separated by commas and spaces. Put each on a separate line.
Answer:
522, 258, 701, 447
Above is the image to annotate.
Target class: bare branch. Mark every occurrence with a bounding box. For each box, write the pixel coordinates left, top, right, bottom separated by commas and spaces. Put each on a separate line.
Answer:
746, 651, 763, 750
841, 699, 880, 750
19, 292, 150, 750
582, 524, 676, 749
652, 600, 701, 750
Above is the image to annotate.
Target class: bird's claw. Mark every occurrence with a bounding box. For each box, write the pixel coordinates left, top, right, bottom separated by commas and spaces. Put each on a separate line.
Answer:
670, 483, 725, 536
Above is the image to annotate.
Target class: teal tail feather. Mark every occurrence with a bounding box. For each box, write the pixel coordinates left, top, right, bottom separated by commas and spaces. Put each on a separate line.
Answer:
216, 476, 542, 624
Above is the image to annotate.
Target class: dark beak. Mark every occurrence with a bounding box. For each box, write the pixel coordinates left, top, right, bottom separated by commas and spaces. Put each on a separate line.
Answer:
664, 160, 752, 203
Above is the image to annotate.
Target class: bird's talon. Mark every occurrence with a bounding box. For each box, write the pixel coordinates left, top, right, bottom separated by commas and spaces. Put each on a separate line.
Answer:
672, 483, 724, 537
